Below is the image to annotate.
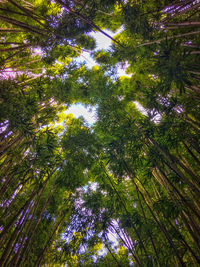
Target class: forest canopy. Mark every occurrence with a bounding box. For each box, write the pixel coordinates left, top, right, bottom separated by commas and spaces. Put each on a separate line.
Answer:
0, 0, 200, 266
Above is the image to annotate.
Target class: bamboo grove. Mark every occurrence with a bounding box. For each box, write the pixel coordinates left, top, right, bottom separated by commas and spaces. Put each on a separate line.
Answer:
0, 0, 200, 266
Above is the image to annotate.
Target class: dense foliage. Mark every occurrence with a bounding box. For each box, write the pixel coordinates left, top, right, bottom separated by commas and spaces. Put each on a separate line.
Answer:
0, 0, 200, 266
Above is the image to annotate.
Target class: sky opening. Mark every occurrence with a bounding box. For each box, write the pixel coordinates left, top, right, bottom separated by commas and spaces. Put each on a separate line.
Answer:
65, 103, 96, 125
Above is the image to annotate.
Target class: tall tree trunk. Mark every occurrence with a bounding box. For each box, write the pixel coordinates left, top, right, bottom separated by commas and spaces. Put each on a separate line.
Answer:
0, 185, 38, 246
35, 214, 65, 267
102, 163, 148, 257
0, 201, 32, 266
123, 160, 186, 267
11, 184, 47, 266
136, 187, 161, 267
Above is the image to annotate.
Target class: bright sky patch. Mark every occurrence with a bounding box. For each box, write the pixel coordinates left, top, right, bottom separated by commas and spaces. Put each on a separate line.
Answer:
65, 103, 96, 125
